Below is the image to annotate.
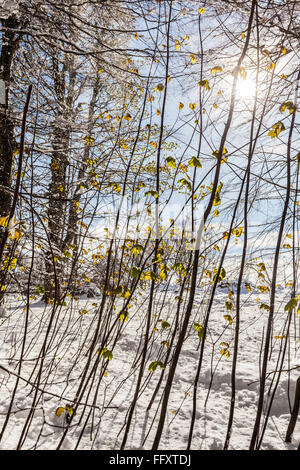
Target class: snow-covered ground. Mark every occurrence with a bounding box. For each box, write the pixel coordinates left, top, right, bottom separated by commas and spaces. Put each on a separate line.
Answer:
0, 287, 299, 450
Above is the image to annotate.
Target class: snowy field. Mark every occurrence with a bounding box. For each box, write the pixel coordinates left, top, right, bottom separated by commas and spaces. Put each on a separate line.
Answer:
0, 287, 299, 450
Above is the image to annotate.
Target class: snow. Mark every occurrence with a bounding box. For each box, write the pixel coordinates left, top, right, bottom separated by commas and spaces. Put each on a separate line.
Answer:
0, 1, 20, 20
0, 288, 299, 450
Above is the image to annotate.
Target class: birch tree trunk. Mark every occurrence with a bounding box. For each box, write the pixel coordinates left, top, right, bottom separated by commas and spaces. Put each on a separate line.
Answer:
43, 51, 75, 303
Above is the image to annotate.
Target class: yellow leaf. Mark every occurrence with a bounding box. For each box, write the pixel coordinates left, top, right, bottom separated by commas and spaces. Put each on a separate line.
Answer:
199, 79, 210, 90
9, 228, 23, 241
119, 310, 129, 322
211, 65, 223, 74
221, 348, 230, 358
198, 7, 205, 14
154, 83, 164, 92
123, 113, 132, 121
78, 221, 87, 229
55, 407, 65, 417
279, 101, 295, 114
239, 66, 247, 79
0, 216, 9, 228
83, 135, 95, 146
65, 404, 74, 415
268, 121, 285, 138
178, 102, 184, 110
213, 148, 228, 163
232, 227, 243, 237
1, 256, 17, 271
257, 285, 269, 294
51, 159, 59, 170
166, 156, 176, 168
224, 314, 233, 325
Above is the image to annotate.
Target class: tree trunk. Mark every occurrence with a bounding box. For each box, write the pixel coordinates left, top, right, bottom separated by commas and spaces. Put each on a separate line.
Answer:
43, 53, 73, 303
0, 15, 19, 224
0, 15, 19, 304
285, 377, 300, 443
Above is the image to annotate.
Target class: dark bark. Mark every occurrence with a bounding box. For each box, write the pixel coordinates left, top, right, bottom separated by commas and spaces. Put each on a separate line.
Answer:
285, 376, 300, 443
0, 15, 19, 219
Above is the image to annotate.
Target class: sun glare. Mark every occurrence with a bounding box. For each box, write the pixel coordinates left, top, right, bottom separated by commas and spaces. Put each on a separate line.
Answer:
236, 75, 256, 101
